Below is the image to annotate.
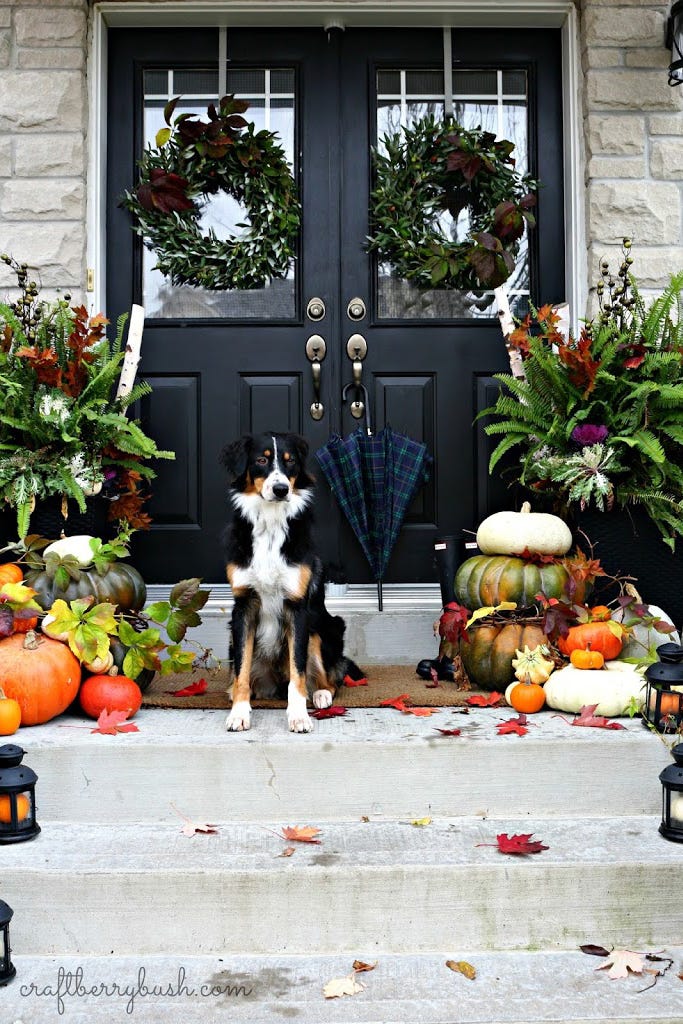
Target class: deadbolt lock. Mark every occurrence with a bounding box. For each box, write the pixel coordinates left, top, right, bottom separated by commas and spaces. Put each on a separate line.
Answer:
347, 297, 366, 321
306, 297, 326, 321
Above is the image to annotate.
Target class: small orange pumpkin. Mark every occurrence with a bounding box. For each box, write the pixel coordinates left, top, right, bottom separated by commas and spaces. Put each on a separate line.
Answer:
570, 648, 605, 670
508, 678, 546, 714
0, 687, 21, 735
589, 605, 611, 622
0, 563, 23, 587
558, 621, 623, 661
12, 615, 39, 634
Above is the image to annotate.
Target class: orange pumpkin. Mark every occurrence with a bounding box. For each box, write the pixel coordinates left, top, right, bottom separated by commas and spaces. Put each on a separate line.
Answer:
0, 631, 81, 725
0, 687, 21, 735
558, 621, 623, 661
79, 673, 142, 720
12, 615, 39, 634
570, 648, 605, 670
589, 605, 612, 622
509, 679, 546, 713
0, 564, 23, 586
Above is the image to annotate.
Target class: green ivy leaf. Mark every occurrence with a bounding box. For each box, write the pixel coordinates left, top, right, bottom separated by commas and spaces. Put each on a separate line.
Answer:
169, 578, 202, 608
166, 611, 188, 643
123, 647, 146, 681
117, 618, 139, 647
145, 601, 171, 624
71, 623, 109, 664
83, 602, 119, 633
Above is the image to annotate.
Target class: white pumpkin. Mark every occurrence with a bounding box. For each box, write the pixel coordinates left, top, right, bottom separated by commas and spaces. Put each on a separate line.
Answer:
476, 502, 572, 556
543, 661, 646, 717
612, 604, 680, 661
43, 535, 96, 567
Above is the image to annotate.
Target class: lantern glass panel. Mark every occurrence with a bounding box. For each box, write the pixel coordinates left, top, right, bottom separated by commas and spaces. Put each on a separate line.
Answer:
0, 928, 5, 964
0, 789, 34, 834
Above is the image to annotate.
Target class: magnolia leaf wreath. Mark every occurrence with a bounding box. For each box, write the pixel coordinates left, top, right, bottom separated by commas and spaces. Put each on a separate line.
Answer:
122, 95, 301, 291
366, 116, 538, 291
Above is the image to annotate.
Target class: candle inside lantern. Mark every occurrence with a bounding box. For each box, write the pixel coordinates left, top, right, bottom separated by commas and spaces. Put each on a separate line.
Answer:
648, 690, 682, 716
0, 794, 29, 824
670, 792, 683, 826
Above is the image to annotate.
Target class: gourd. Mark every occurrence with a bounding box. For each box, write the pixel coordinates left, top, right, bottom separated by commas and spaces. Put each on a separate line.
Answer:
543, 661, 645, 716
511, 644, 554, 685
79, 672, 142, 720
0, 631, 81, 725
570, 648, 605, 670
476, 502, 572, 556
455, 555, 570, 609
508, 678, 546, 713
26, 561, 146, 614
0, 687, 21, 735
557, 621, 623, 661
43, 535, 97, 566
460, 621, 547, 691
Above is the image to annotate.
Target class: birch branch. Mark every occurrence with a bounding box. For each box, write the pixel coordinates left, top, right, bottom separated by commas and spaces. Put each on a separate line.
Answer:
494, 285, 526, 379
116, 304, 145, 405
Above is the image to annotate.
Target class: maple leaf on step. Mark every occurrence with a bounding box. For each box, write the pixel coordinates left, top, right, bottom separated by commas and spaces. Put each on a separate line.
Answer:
435, 727, 462, 736
596, 949, 644, 980
279, 825, 322, 844
323, 973, 366, 999
310, 705, 347, 719
171, 803, 218, 837
402, 705, 439, 717
90, 709, 140, 735
562, 705, 626, 730
485, 833, 549, 855
164, 678, 208, 696
466, 692, 503, 707
496, 714, 529, 736
343, 674, 368, 687
380, 693, 412, 711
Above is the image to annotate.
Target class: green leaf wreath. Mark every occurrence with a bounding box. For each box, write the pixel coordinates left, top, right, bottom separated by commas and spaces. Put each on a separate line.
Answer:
122, 95, 301, 292
367, 115, 538, 291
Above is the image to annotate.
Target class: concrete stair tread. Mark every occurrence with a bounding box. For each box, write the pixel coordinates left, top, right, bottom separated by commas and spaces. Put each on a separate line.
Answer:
4, 950, 683, 1024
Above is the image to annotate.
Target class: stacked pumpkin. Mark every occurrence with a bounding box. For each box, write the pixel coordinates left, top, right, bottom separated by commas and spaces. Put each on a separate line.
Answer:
455, 503, 573, 693
0, 535, 148, 729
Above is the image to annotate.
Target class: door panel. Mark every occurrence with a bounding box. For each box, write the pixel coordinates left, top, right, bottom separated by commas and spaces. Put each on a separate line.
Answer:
106, 25, 564, 584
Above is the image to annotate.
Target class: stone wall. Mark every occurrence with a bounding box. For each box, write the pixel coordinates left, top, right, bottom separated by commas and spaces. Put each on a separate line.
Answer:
0, 0, 87, 294
583, 0, 683, 292
0, 0, 682, 302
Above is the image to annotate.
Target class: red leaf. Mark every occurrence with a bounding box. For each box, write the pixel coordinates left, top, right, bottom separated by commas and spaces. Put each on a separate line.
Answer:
380, 693, 412, 711
402, 706, 439, 717
435, 727, 462, 736
165, 678, 208, 697
466, 692, 504, 707
343, 674, 368, 687
91, 708, 140, 735
279, 825, 322, 844
438, 602, 470, 645
493, 832, 549, 855
310, 705, 347, 719
496, 714, 529, 736
563, 705, 626, 730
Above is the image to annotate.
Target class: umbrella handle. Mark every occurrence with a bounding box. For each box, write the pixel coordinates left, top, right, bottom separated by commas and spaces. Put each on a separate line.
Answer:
341, 381, 373, 435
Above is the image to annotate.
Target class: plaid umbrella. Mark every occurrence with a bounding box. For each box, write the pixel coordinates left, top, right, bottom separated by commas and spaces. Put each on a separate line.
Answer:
316, 425, 431, 609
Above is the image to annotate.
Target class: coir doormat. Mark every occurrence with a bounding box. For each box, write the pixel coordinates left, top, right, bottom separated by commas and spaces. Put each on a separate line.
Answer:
142, 664, 476, 710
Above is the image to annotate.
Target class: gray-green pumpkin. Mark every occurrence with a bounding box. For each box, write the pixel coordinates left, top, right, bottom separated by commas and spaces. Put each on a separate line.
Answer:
26, 561, 146, 613
455, 555, 570, 610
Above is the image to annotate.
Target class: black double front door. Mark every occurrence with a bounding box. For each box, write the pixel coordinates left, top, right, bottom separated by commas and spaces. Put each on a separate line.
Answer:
106, 25, 564, 584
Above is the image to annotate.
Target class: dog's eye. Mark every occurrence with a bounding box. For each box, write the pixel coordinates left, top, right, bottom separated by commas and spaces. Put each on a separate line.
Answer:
255, 456, 268, 466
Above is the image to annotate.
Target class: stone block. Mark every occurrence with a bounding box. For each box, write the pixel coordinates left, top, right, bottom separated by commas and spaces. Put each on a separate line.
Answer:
17, 48, 86, 70
588, 181, 681, 244
625, 48, 670, 69
587, 70, 683, 111
585, 6, 665, 47
0, 221, 84, 286
0, 32, 9, 69
14, 8, 86, 48
587, 155, 645, 178
587, 244, 683, 290
0, 72, 84, 131
650, 138, 683, 178
587, 114, 645, 154
0, 139, 11, 177
585, 47, 623, 70
14, 133, 84, 176
0, 8, 10, 28
0, 179, 84, 220
649, 113, 683, 135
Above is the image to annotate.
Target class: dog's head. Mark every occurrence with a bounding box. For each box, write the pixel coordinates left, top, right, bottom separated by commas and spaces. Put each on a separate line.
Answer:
220, 432, 314, 502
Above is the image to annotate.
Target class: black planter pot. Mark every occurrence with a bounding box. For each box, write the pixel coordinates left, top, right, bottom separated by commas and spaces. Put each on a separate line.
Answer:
572, 507, 683, 631
0, 495, 112, 546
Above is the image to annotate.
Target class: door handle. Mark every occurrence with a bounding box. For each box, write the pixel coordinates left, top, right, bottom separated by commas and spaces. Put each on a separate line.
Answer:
342, 334, 372, 433
305, 334, 326, 421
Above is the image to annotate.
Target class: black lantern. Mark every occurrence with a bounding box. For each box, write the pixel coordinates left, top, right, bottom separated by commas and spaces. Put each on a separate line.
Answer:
0, 900, 15, 985
0, 744, 40, 844
643, 644, 683, 733
659, 743, 683, 842
667, 1, 683, 85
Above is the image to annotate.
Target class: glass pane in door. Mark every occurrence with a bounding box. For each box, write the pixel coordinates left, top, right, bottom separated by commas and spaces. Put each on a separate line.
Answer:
142, 67, 297, 320
375, 67, 530, 320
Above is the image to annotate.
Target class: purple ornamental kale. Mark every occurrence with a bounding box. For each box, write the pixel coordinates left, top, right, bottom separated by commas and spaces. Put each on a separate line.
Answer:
571, 423, 608, 446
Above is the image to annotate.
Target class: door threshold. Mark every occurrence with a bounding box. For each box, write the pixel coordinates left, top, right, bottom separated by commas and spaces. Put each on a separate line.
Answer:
145, 582, 442, 613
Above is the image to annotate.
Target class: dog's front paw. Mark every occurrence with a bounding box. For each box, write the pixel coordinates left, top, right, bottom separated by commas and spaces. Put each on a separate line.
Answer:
287, 687, 312, 733
226, 701, 252, 732
312, 689, 333, 709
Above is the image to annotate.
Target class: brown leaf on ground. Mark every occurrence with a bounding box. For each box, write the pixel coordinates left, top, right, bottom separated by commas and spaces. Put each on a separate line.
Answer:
278, 846, 296, 858
352, 960, 377, 973
279, 825, 322, 844
580, 944, 611, 958
446, 960, 477, 980
596, 949, 644, 979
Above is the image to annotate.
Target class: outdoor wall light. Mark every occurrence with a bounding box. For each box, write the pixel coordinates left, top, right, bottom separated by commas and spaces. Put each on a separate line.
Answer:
0, 744, 40, 844
667, 1, 683, 85
0, 900, 15, 986
643, 644, 683, 733
659, 743, 683, 842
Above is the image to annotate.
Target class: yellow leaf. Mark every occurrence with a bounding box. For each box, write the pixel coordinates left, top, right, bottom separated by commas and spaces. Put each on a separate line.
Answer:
410, 816, 432, 827
466, 602, 517, 628
446, 960, 477, 980
155, 127, 172, 147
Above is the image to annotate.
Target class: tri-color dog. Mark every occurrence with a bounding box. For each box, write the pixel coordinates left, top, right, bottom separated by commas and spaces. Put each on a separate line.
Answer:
220, 431, 363, 732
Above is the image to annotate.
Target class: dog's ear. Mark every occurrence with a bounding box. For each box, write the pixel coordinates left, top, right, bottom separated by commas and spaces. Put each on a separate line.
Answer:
291, 434, 315, 489
219, 436, 252, 483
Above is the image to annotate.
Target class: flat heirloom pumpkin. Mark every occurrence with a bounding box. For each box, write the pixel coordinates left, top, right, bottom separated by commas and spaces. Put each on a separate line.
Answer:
26, 562, 146, 614
476, 503, 572, 556
543, 662, 645, 717
460, 621, 547, 691
455, 555, 569, 609
0, 631, 81, 725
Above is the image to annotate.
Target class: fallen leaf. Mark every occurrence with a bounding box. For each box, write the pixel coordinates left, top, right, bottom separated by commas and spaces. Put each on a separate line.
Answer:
323, 973, 366, 999
402, 705, 439, 717
596, 949, 644, 980
435, 727, 462, 736
310, 705, 347, 719
352, 960, 377, 973
496, 714, 529, 736
164, 678, 208, 696
343, 674, 368, 687
360, 816, 370, 822
279, 847, 296, 858
477, 832, 549, 855
380, 693, 412, 711
580, 944, 611, 958
565, 705, 626, 730
410, 816, 432, 827
466, 692, 504, 707
90, 708, 140, 735
279, 825, 322, 844
446, 960, 477, 980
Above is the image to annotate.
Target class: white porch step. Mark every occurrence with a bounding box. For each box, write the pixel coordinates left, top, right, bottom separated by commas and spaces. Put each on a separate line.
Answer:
3, 816, 681, 956
3, 950, 683, 1024
26, 708, 671, 822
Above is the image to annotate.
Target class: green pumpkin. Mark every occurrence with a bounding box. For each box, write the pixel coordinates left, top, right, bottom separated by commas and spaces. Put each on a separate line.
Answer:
26, 562, 147, 614
455, 555, 569, 610
460, 621, 547, 691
